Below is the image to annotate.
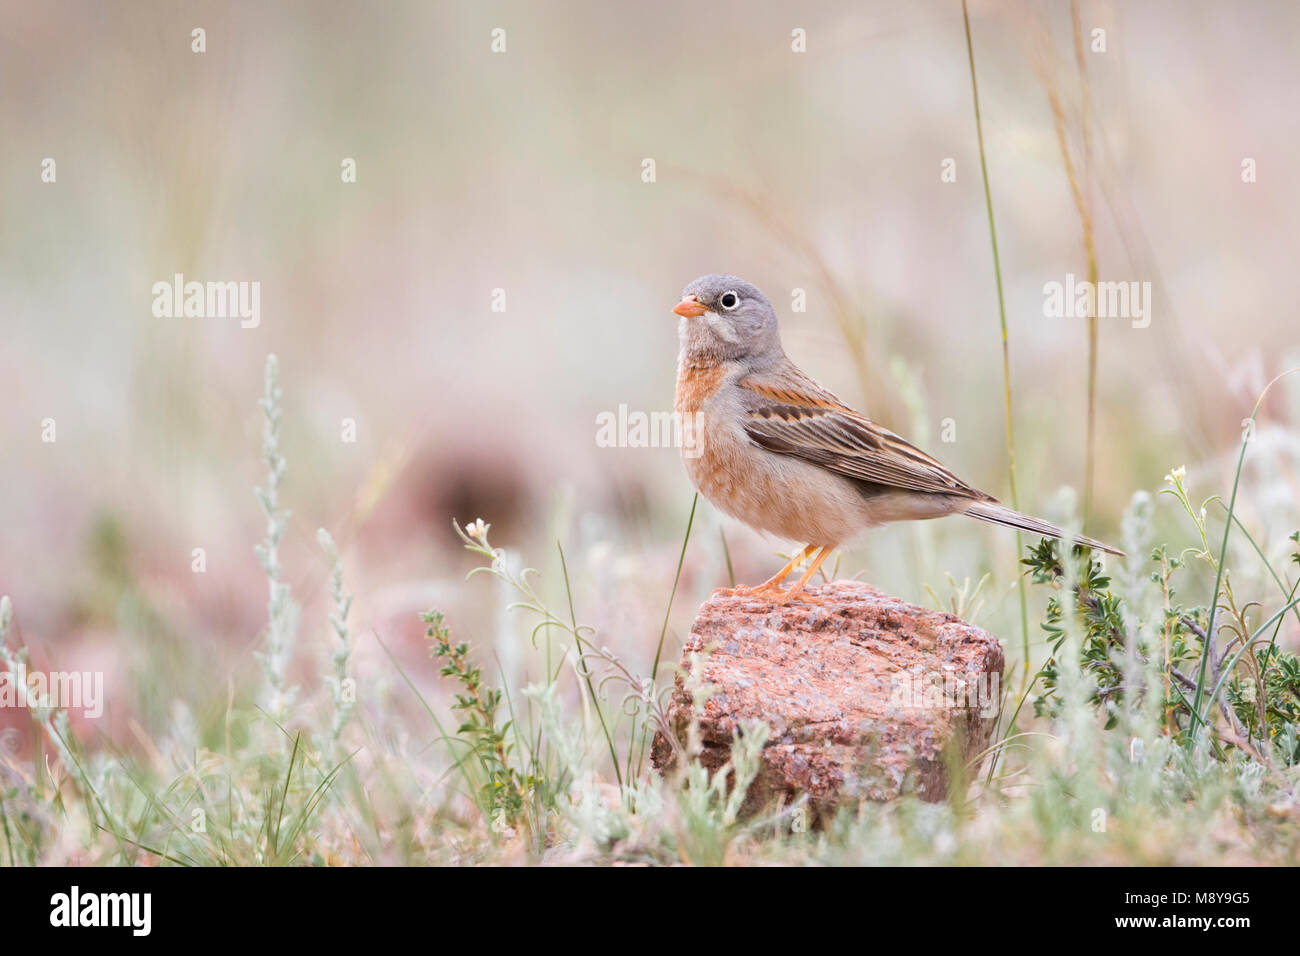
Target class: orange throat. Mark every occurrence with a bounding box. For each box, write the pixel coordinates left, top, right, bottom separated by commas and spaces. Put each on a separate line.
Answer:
674, 361, 727, 417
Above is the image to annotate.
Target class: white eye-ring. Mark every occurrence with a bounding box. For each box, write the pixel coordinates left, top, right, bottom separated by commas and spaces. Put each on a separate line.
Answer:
719, 291, 740, 310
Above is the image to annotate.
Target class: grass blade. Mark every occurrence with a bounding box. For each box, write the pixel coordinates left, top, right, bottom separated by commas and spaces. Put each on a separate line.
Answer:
961, 0, 1031, 694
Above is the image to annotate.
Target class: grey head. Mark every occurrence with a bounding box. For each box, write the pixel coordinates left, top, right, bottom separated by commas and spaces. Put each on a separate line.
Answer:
673, 274, 784, 364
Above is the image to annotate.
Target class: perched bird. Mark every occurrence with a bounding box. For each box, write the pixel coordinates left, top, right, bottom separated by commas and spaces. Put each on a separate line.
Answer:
671, 274, 1121, 605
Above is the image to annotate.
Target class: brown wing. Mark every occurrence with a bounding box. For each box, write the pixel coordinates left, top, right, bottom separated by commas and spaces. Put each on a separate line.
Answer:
738, 364, 994, 501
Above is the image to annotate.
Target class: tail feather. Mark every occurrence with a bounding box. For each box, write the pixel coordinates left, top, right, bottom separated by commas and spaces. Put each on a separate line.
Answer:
963, 502, 1124, 556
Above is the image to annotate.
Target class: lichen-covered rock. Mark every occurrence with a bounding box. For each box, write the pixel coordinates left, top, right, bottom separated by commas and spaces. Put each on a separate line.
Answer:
650, 581, 1004, 820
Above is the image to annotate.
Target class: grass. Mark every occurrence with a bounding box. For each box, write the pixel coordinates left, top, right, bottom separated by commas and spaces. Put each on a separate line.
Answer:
1190, 369, 1300, 740
962, 0, 1032, 699
0, 15, 1296, 864
1, 351, 1298, 866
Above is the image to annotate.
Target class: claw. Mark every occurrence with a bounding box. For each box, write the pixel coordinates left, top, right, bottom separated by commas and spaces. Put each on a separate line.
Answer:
772, 585, 831, 606
770, 585, 804, 606
729, 545, 834, 605
731, 583, 784, 601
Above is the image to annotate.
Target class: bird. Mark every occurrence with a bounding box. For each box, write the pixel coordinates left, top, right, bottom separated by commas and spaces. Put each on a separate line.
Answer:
671, 273, 1122, 605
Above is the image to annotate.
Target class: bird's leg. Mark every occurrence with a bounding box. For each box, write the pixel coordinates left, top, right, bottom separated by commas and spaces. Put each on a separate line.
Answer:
733, 544, 817, 596
772, 546, 833, 606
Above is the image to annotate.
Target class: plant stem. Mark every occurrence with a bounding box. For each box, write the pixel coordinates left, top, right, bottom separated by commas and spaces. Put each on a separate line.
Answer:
1191, 368, 1300, 741
635, 493, 698, 779
1070, 0, 1099, 529
557, 542, 622, 787
961, 0, 1031, 695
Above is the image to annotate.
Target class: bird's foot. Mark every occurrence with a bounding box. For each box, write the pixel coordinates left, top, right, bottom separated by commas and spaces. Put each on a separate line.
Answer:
775, 580, 844, 606
729, 583, 787, 601
769, 585, 818, 606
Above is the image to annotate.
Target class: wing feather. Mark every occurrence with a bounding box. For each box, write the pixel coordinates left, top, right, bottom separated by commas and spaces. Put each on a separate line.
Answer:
738, 365, 993, 501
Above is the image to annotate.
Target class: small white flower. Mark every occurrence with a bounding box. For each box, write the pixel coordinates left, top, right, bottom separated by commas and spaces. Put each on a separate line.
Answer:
465, 518, 490, 541
1164, 465, 1187, 484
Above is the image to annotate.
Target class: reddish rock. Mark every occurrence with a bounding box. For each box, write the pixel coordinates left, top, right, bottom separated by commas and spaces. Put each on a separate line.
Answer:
651, 581, 1004, 819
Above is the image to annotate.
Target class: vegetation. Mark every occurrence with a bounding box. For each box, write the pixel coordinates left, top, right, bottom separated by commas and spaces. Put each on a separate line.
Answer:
1, 355, 1298, 866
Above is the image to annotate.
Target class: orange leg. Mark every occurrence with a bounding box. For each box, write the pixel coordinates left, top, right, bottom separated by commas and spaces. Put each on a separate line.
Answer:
735, 544, 818, 597
772, 546, 833, 605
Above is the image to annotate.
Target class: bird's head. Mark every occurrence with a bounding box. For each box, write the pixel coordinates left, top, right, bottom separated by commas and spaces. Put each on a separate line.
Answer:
673, 274, 782, 363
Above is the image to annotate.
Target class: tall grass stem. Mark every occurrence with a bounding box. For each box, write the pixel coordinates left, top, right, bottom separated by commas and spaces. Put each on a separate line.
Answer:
961, 0, 1031, 692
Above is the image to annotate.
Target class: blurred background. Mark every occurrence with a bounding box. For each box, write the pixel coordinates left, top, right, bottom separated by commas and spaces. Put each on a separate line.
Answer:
2, 0, 1299, 757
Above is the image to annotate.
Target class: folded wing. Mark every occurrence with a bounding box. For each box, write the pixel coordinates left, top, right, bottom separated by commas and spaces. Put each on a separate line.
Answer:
737, 364, 994, 502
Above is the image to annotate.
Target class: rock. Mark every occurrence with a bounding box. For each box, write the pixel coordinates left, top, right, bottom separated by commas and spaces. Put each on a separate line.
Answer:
650, 581, 1004, 820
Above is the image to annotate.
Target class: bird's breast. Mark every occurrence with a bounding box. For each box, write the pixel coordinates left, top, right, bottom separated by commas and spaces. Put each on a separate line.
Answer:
675, 358, 739, 493
673, 359, 729, 417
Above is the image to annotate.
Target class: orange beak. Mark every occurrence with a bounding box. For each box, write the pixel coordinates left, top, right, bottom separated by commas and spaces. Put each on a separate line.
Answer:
673, 294, 707, 318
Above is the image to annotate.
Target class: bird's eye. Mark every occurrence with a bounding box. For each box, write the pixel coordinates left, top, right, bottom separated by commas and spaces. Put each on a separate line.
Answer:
719, 291, 739, 310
